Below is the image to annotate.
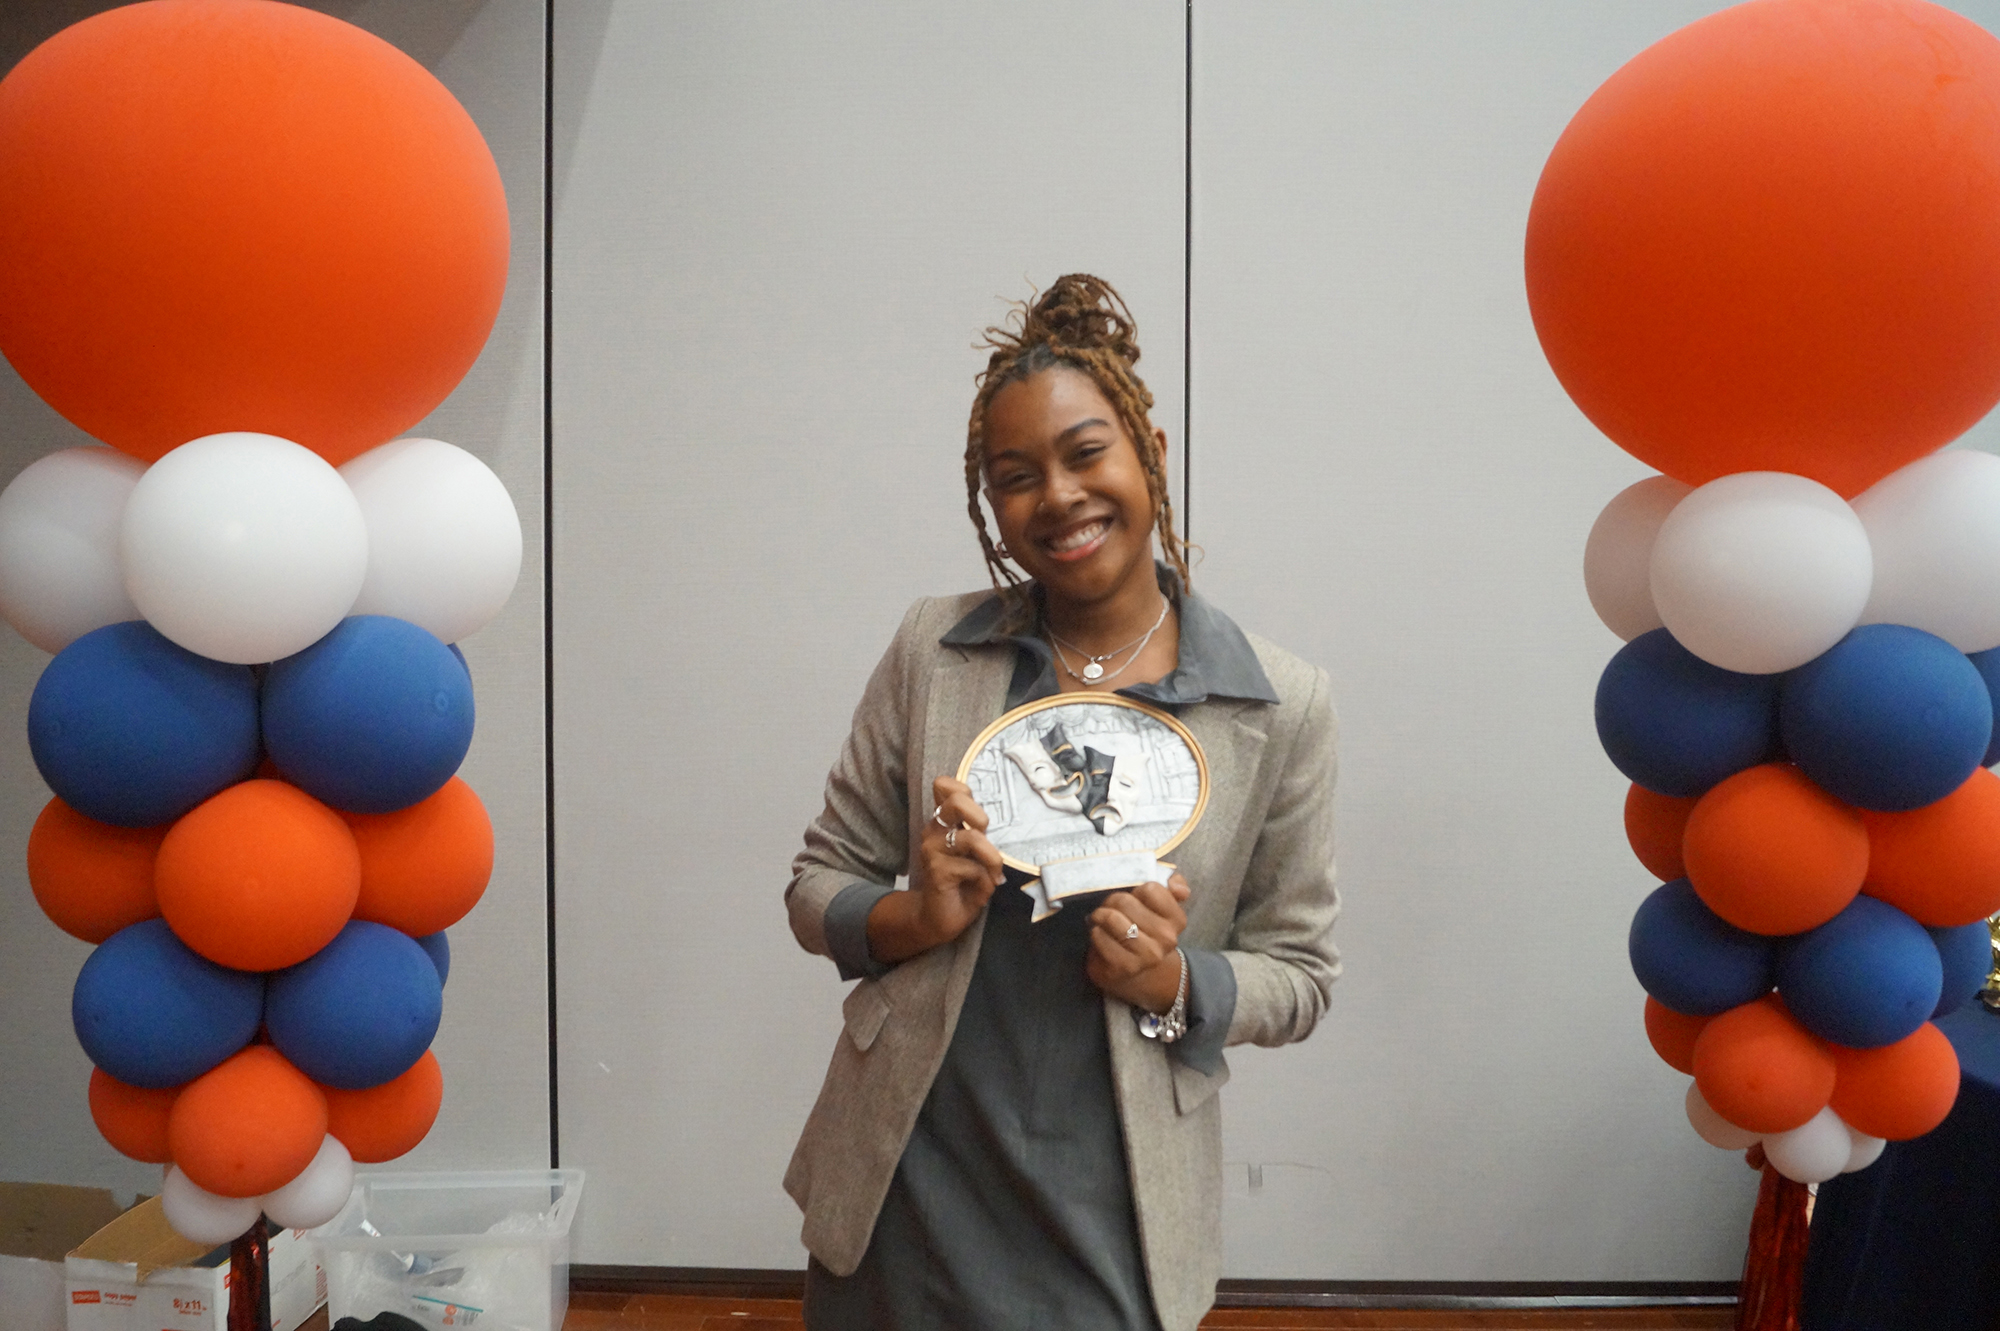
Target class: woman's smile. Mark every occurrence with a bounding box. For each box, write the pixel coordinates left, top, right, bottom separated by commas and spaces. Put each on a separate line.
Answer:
1042, 516, 1112, 561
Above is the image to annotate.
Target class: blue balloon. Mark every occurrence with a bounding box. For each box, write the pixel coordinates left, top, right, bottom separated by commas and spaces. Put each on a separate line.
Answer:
1629, 879, 1776, 1016
447, 643, 470, 678
29, 622, 260, 827
266, 921, 443, 1090
416, 931, 450, 987
1929, 920, 1992, 1019
1777, 896, 1942, 1048
72, 920, 264, 1088
1781, 625, 1990, 812
263, 616, 474, 814
1966, 644, 2000, 767
1596, 629, 1782, 797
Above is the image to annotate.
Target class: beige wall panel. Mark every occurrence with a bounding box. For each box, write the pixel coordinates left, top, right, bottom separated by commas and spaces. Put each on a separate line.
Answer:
1188, 0, 1758, 1281
0, 0, 550, 1192
551, 0, 1185, 1266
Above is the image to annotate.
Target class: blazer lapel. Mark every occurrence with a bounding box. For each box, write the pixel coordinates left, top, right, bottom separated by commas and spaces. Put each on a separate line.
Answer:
921, 642, 1015, 814
920, 641, 1016, 1034
1171, 699, 1272, 946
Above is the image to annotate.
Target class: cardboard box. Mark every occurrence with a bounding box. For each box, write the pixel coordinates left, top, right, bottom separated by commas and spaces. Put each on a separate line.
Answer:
64, 1195, 325, 1331
0, 1184, 130, 1331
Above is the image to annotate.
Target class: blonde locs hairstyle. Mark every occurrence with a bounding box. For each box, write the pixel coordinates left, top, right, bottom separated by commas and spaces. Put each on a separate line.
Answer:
963, 274, 1190, 621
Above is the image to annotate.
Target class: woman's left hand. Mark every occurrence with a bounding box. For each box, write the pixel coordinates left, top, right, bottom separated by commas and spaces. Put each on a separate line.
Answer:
1087, 872, 1192, 1012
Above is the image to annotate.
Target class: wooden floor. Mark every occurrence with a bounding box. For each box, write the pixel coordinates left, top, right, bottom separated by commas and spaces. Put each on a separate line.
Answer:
561, 1292, 1735, 1329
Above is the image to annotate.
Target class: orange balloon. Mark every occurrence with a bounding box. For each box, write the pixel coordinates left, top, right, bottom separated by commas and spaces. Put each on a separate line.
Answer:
0, 0, 508, 464
155, 780, 360, 971
1830, 1023, 1962, 1140
1625, 784, 1695, 882
1863, 768, 2000, 926
1682, 764, 1867, 935
88, 1068, 178, 1164
1525, 0, 2000, 496
321, 1051, 443, 1164
1643, 997, 1709, 1076
27, 797, 165, 943
1692, 995, 1835, 1134
344, 778, 493, 937
167, 1047, 326, 1197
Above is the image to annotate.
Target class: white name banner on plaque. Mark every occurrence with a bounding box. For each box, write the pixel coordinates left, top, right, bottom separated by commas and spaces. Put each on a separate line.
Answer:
957, 694, 1209, 921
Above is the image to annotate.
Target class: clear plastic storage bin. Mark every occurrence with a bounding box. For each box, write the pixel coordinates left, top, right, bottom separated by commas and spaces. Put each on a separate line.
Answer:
308, 1170, 584, 1331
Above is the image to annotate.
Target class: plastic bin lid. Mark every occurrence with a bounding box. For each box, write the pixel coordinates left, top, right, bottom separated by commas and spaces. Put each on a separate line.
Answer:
309, 1169, 584, 1247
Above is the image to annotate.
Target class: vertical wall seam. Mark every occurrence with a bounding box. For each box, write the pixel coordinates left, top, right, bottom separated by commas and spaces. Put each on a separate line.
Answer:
1183, 0, 1193, 547
542, 0, 560, 1171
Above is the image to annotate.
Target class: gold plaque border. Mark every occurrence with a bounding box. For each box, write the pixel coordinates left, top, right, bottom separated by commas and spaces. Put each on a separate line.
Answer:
955, 693, 1210, 875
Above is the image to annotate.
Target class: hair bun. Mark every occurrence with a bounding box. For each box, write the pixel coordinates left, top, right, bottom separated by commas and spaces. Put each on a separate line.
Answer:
1022, 273, 1141, 365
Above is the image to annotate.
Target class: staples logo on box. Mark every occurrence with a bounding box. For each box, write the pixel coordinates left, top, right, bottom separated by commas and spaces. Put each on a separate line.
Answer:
72, 1289, 101, 1304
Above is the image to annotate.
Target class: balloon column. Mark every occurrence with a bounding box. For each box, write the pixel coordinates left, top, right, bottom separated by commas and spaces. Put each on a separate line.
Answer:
0, 2, 517, 1245
1529, 0, 2000, 1190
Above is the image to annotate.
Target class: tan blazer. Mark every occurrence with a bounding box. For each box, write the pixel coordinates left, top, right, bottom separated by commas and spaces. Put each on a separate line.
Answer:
784, 592, 1340, 1331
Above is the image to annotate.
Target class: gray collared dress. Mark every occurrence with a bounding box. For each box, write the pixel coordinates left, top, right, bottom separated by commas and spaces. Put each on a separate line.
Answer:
804, 572, 1280, 1331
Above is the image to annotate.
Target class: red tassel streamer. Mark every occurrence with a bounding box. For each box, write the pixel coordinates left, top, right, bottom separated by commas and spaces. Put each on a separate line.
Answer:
226, 1215, 272, 1331
1735, 1164, 1811, 1331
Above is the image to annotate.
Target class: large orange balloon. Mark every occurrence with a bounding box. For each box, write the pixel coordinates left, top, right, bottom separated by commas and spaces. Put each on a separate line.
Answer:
1624, 784, 1695, 882
168, 1047, 326, 1197
27, 797, 165, 944
1526, 0, 2000, 496
155, 780, 360, 971
321, 1050, 444, 1164
1863, 768, 2000, 926
88, 1068, 178, 1164
0, 0, 508, 464
344, 778, 494, 937
1829, 1023, 1962, 1140
1692, 995, 1835, 1134
1682, 764, 1868, 935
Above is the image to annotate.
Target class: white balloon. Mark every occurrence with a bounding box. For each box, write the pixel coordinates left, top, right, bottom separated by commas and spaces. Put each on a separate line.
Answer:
260, 1134, 354, 1231
1584, 476, 1692, 641
1764, 1106, 1853, 1184
0, 447, 146, 652
1854, 450, 2000, 652
1843, 1125, 1887, 1174
1651, 471, 1873, 674
342, 438, 521, 643
1685, 1082, 1762, 1150
121, 433, 368, 664
161, 1165, 262, 1245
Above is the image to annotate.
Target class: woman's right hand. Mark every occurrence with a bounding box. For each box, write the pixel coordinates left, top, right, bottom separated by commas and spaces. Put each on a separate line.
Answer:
866, 776, 1007, 964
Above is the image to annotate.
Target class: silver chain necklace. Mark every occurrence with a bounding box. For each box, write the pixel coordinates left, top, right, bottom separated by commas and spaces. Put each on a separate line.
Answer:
1047, 596, 1171, 685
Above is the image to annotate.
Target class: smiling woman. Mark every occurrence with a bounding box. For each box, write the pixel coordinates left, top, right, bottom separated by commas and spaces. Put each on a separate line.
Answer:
781, 276, 1342, 1331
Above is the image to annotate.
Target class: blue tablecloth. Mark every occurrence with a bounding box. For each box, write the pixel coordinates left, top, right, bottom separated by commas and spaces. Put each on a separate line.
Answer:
1803, 1004, 2000, 1331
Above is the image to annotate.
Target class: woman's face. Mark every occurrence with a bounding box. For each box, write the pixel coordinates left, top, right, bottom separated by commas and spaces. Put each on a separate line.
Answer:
983, 366, 1162, 611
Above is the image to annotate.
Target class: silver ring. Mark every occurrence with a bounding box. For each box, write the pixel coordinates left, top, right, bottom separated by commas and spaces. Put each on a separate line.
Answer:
933, 808, 951, 830
945, 827, 958, 852
1124, 923, 1140, 941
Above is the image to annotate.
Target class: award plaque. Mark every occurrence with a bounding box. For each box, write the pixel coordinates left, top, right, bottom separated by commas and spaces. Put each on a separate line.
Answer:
957, 693, 1209, 921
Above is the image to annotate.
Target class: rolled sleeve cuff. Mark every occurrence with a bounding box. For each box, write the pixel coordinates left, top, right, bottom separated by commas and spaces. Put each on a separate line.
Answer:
1172, 945, 1235, 1076
824, 880, 896, 981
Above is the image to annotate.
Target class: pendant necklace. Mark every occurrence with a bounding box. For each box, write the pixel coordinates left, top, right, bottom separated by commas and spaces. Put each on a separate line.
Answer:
1048, 596, 1171, 685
